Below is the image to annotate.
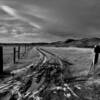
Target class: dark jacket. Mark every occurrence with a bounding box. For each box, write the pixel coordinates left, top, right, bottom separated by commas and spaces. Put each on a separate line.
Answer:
94, 45, 100, 53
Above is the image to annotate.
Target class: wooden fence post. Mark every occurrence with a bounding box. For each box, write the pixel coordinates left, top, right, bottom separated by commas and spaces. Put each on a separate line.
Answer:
0, 46, 3, 73
18, 46, 20, 59
13, 47, 16, 64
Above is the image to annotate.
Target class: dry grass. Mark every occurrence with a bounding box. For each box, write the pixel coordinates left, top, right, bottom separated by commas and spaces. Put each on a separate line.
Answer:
42, 47, 94, 76
40, 47, 100, 100
1, 46, 100, 100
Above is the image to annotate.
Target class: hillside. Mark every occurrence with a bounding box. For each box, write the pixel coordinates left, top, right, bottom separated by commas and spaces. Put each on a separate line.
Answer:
50, 37, 100, 48
0, 37, 100, 48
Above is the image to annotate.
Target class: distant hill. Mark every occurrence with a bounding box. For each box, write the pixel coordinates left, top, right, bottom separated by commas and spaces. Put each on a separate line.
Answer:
50, 37, 100, 48
0, 37, 100, 48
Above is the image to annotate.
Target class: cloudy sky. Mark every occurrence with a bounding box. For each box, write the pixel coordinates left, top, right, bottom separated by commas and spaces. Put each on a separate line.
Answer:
0, 0, 100, 43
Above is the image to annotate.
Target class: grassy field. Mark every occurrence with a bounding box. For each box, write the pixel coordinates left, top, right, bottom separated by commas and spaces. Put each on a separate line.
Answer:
1, 46, 100, 100
3, 46, 96, 76
42, 47, 95, 76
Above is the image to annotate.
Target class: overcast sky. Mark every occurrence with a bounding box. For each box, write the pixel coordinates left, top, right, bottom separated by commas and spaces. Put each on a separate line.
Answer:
0, 0, 100, 43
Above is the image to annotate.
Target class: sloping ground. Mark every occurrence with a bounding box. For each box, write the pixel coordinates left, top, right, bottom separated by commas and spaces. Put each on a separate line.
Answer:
0, 47, 41, 100
3, 46, 40, 71
40, 47, 100, 100
42, 47, 93, 77
1, 46, 100, 100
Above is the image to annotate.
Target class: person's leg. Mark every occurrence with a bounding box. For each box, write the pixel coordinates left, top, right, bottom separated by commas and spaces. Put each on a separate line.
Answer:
94, 53, 99, 65
93, 53, 99, 75
88, 52, 99, 76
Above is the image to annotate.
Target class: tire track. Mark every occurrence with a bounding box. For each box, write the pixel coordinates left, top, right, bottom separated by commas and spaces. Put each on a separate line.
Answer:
39, 47, 72, 67
38, 48, 88, 82
0, 47, 87, 100
36, 47, 48, 65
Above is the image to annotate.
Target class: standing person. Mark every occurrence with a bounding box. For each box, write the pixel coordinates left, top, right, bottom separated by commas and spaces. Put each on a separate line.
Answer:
88, 45, 100, 76
92, 45, 100, 75
94, 45, 100, 65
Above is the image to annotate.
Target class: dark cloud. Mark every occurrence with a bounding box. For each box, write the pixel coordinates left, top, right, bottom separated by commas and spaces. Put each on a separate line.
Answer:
0, 0, 100, 42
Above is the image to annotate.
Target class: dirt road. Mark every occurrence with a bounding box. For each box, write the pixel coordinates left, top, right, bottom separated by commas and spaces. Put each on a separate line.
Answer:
0, 47, 92, 100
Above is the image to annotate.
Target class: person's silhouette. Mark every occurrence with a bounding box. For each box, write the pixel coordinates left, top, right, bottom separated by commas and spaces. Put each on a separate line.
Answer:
94, 45, 100, 65
88, 45, 100, 76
